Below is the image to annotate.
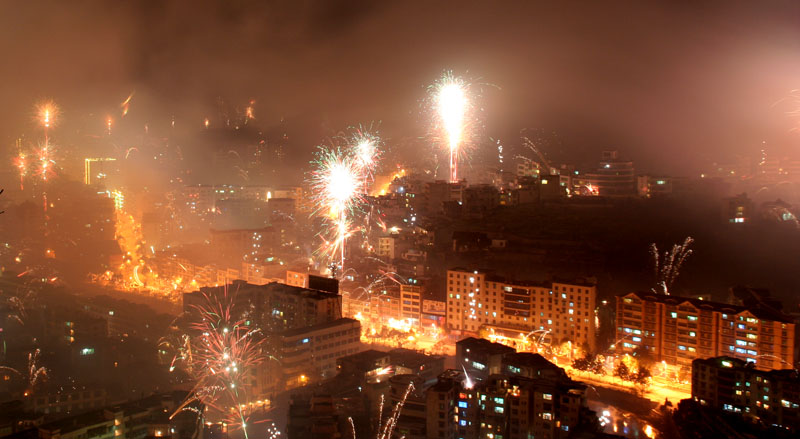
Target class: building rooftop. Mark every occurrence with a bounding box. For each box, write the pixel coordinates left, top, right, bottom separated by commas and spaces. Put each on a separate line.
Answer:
694, 356, 799, 379
624, 291, 794, 324
456, 337, 516, 355
195, 280, 340, 302
39, 410, 109, 434
281, 317, 359, 338
503, 352, 562, 372
448, 267, 596, 288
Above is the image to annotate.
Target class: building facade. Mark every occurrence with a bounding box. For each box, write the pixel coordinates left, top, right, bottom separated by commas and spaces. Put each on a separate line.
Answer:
281, 318, 363, 388
616, 292, 796, 370
446, 269, 597, 351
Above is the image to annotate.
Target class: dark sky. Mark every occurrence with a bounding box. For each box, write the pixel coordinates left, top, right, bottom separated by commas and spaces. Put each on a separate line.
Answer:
3, 0, 800, 175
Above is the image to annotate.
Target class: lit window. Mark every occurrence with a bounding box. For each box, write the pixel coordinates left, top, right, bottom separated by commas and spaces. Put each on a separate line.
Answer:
670, 312, 677, 318
543, 394, 552, 400
687, 315, 698, 321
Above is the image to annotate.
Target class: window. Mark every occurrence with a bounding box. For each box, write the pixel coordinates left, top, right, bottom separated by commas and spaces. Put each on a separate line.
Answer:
494, 406, 504, 414
670, 312, 677, 318
687, 315, 698, 321
494, 397, 504, 404
458, 401, 468, 408
543, 413, 552, 420
689, 332, 696, 337
543, 393, 552, 400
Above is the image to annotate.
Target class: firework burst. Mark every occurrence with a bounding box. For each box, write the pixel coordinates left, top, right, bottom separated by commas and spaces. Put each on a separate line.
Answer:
310, 146, 367, 273
0, 348, 47, 393
350, 127, 383, 185
171, 290, 264, 438
650, 237, 694, 295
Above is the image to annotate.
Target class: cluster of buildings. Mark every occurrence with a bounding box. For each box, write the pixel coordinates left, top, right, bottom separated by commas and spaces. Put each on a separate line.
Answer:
288, 338, 600, 439
182, 280, 363, 391
0, 391, 201, 439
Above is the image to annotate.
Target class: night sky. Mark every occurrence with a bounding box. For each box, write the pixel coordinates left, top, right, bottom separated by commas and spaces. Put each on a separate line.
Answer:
3, 0, 800, 174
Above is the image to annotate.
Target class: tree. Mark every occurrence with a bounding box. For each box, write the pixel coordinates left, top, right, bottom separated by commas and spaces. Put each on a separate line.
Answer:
589, 357, 606, 376
632, 345, 655, 369
633, 366, 651, 385
614, 362, 630, 381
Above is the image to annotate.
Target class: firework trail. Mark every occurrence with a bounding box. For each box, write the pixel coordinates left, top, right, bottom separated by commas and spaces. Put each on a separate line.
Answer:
0, 349, 47, 392
170, 290, 264, 439
14, 151, 27, 191
650, 237, 694, 295
348, 417, 357, 439
430, 72, 470, 183
378, 380, 415, 439
121, 92, 134, 117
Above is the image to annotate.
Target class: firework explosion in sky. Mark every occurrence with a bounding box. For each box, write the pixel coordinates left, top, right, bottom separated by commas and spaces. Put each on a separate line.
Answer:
309, 127, 383, 274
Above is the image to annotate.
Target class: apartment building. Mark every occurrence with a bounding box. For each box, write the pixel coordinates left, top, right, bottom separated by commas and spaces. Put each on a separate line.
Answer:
692, 356, 799, 431
616, 292, 796, 370
446, 268, 597, 351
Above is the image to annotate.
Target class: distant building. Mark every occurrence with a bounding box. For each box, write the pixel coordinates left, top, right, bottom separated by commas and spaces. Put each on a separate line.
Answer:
692, 356, 799, 431
446, 268, 597, 351
722, 193, 753, 225
30, 388, 107, 417
377, 236, 397, 259
36, 392, 198, 439
585, 151, 636, 197
636, 175, 672, 197
615, 292, 796, 370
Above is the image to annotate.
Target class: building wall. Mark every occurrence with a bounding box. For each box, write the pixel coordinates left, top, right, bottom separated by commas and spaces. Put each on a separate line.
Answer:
692, 356, 799, 431
446, 269, 597, 351
616, 292, 796, 370
281, 318, 363, 388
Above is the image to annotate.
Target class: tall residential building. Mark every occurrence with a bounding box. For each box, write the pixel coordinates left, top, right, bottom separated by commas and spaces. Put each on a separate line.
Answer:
615, 292, 796, 370
446, 268, 597, 351
425, 362, 593, 439
692, 356, 799, 431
